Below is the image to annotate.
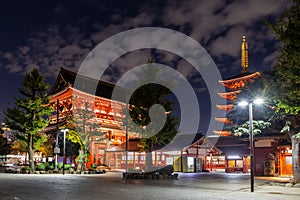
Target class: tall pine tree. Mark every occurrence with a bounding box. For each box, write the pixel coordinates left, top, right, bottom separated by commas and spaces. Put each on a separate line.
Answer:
4, 69, 53, 173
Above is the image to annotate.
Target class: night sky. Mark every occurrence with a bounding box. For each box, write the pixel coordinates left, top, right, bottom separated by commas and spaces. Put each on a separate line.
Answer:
0, 0, 288, 133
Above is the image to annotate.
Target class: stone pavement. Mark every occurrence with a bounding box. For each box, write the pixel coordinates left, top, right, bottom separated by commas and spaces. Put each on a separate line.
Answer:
0, 172, 299, 200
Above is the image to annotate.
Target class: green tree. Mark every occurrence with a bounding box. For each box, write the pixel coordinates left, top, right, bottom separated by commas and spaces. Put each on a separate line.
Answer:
226, 71, 280, 135
71, 103, 102, 171
227, 121, 271, 137
4, 69, 53, 173
125, 62, 179, 171
59, 116, 82, 167
59, 115, 103, 167
269, 0, 300, 182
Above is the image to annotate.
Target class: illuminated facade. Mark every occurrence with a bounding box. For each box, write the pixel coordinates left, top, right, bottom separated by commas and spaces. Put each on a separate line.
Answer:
48, 67, 208, 171
48, 67, 132, 168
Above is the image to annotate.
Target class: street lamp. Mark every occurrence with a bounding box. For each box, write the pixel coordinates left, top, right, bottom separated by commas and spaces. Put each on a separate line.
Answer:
238, 98, 263, 192
61, 128, 69, 175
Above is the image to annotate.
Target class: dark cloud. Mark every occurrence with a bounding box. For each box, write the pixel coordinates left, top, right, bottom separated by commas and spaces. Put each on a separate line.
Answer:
0, 0, 287, 81
0, 0, 289, 126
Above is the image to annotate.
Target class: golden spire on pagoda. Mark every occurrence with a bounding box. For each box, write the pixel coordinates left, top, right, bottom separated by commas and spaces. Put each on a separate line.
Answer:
241, 35, 248, 73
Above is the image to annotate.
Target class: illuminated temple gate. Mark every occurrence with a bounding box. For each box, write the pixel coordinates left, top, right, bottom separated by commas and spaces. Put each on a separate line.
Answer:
48, 67, 131, 168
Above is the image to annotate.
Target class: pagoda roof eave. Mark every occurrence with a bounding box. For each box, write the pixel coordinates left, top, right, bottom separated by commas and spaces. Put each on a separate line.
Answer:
213, 130, 232, 136
219, 72, 260, 83
217, 90, 241, 101
215, 117, 232, 124
218, 90, 241, 96
216, 104, 235, 111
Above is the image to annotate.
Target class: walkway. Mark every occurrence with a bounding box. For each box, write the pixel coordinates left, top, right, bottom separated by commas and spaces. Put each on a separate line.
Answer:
0, 172, 299, 200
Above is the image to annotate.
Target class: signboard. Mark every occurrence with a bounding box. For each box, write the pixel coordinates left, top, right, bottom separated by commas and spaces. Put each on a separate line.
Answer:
54, 147, 60, 154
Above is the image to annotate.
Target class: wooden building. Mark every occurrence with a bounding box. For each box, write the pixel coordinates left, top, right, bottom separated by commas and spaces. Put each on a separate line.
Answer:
105, 133, 222, 172
48, 67, 132, 168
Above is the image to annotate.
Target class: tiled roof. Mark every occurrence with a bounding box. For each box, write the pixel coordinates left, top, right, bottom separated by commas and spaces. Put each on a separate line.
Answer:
217, 146, 249, 156
215, 136, 248, 147
49, 67, 128, 101
222, 71, 259, 81
213, 136, 249, 156
107, 133, 204, 152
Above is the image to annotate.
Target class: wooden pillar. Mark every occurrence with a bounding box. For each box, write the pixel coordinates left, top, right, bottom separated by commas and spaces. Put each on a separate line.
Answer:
243, 156, 247, 173
113, 152, 116, 169
90, 140, 94, 165
210, 153, 213, 171
196, 143, 199, 158
180, 151, 183, 172
133, 152, 136, 169
225, 158, 228, 173
280, 149, 284, 176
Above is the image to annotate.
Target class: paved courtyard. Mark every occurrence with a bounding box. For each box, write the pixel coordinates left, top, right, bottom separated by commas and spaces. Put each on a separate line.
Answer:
0, 172, 299, 200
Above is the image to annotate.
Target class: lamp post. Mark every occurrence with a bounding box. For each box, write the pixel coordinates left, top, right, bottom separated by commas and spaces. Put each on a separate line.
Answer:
55, 99, 60, 171
238, 98, 263, 192
61, 129, 68, 175
125, 100, 129, 180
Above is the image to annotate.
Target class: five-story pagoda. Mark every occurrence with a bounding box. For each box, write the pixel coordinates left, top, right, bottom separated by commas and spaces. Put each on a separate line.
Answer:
214, 36, 260, 136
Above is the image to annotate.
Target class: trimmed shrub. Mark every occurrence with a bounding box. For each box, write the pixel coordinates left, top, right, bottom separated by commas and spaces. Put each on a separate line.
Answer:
64, 164, 71, 170
21, 166, 31, 173
57, 162, 63, 170
48, 163, 54, 170
36, 162, 49, 171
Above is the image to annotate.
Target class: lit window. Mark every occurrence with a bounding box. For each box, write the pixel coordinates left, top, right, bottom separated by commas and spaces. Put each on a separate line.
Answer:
157, 155, 161, 161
